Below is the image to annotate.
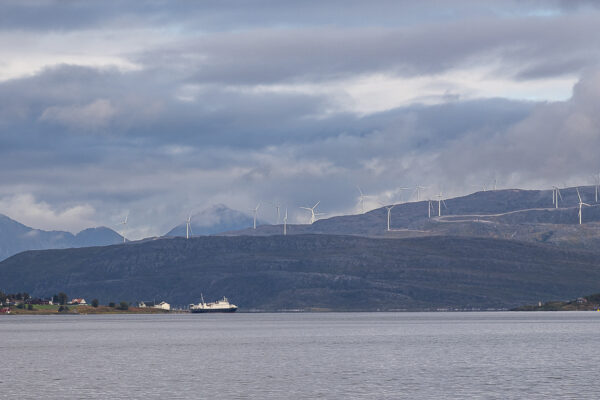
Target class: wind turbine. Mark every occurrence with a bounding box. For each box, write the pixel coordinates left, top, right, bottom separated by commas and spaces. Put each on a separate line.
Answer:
270, 201, 282, 224
119, 214, 128, 243
552, 186, 563, 209
283, 208, 288, 235
470, 184, 487, 192
378, 201, 396, 231
396, 187, 411, 202
385, 205, 396, 231
436, 192, 447, 217
356, 185, 372, 214
251, 203, 260, 230
300, 201, 321, 224
414, 185, 428, 201
428, 199, 433, 218
576, 188, 591, 225
595, 172, 599, 203
185, 215, 193, 239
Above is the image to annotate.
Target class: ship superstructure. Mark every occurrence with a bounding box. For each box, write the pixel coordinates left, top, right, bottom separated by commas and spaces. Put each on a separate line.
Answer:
189, 295, 238, 313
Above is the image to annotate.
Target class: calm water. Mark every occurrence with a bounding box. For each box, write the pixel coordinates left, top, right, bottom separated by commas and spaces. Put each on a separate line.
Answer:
1, 312, 599, 399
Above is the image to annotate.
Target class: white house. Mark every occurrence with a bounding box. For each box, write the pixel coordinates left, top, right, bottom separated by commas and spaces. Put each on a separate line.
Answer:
153, 301, 171, 311
139, 300, 170, 310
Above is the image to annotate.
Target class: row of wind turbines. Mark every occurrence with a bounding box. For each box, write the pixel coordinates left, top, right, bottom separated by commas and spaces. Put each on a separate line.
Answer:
246, 180, 600, 235
248, 184, 453, 235
118, 176, 600, 241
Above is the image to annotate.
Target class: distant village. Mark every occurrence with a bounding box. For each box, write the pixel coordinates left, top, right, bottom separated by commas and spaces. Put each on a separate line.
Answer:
0, 291, 171, 314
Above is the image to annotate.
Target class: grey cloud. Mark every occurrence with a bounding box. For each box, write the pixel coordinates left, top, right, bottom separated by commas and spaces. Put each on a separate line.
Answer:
0, 1, 586, 32
132, 14, 600, 86
2, 2, 600, 237
0, 62, 542, 235
424, 70, 600, 191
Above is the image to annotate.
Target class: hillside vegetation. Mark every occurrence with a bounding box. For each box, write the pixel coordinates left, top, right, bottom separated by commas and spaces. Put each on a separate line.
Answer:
1, 235, 599, 311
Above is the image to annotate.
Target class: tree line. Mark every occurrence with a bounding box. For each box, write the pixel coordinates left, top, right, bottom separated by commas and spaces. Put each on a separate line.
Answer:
1, 290, 129, 311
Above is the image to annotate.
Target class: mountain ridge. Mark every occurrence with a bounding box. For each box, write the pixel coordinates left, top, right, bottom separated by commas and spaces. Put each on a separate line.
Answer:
0, 213, 123, 260
1, 234, 599, 311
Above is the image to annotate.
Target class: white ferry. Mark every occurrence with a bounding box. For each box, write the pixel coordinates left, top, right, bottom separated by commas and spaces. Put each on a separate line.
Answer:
189, 295, 238, 313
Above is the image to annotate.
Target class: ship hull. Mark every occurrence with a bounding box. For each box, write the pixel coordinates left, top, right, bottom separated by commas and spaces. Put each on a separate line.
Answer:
190, 308, 237, 313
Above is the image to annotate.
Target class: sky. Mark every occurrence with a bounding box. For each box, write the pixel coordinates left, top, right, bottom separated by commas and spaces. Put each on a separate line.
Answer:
1, 0, 600, 238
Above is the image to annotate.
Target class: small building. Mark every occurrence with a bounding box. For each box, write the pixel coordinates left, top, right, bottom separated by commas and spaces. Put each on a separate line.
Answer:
69, 298, 87, 305
140, 300, 170, 310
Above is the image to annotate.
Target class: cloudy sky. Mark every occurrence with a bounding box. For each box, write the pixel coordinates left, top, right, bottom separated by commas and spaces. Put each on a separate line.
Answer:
1, 0, 600, 238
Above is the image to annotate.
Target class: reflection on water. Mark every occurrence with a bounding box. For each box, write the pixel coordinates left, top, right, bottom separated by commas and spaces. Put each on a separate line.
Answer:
1, 312, 599, 399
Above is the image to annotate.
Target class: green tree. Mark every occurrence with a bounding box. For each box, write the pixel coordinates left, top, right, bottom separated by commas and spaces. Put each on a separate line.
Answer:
118, 301, 129, 310
58, 305, 69, 313
27, 304, 34, 311
91, 299, 99, 308
57, 292, 68, 305
108, 302, 116, 308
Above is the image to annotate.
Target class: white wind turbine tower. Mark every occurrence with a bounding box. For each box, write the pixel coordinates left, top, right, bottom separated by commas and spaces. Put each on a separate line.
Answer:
396, 187, 411, 202
185, 215, 193, 239
596, 172, 600, 203
283, 208, 288, 235
428, 199, 433, 218
414, 185, 428, 201
251, 203, 260, 230
270, 201, 282, 224
378, 201, 396, 231
119, 214, 128, 243
356, 185, 372, 214
436, 192, 447, 217
552, 186, 562, 208
576, 188, 591, 225
300, 201, 321, 224
384, 205, 395, 231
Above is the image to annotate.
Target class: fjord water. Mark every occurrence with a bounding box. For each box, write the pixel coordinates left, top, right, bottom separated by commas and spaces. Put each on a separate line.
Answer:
1, 312, 599, 399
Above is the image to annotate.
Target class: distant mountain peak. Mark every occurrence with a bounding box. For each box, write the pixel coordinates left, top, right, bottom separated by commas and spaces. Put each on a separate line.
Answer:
166, 204, 260, 236
0, 214, 123, 261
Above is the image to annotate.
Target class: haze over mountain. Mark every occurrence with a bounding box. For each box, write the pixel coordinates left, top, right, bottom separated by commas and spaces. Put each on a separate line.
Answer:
165, 204, 262, 236
0, 213, 123, 261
